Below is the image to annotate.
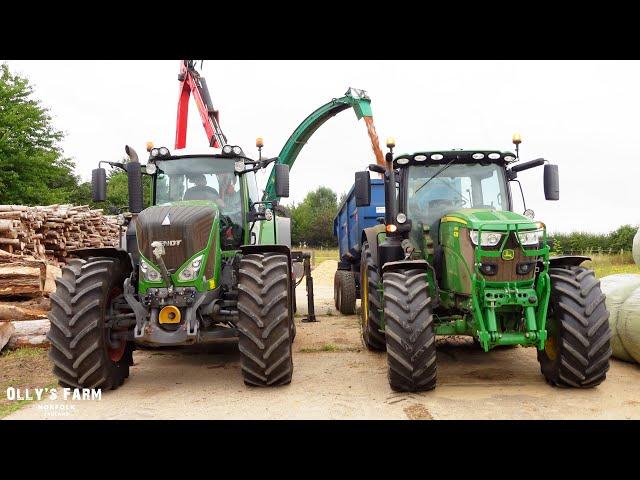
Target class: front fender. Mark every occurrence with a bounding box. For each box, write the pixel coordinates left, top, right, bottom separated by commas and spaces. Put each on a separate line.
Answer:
548, 255, 591, 268
361, 224, 386, 267
382, 259, 430, 275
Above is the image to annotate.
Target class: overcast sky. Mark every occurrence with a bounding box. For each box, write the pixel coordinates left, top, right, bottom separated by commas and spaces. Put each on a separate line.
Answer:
4, 60, 639, 234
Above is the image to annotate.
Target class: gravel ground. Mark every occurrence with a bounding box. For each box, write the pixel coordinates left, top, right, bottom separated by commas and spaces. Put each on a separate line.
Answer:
5, 260, 640, 420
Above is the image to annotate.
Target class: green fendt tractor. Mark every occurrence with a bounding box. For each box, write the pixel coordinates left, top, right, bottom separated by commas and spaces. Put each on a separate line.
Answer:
354, 136, 611, 392
47, 143, 295, 389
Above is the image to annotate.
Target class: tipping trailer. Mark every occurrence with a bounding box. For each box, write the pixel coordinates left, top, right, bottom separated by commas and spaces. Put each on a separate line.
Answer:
333, 179, 385, 314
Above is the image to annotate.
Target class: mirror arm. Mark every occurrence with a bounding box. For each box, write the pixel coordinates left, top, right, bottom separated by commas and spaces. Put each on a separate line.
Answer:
368, 164, 386, 174
99, 161, 127, 172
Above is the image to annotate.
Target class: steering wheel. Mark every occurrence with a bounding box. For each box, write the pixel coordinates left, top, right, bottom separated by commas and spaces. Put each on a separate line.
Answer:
183, 185, 219, 201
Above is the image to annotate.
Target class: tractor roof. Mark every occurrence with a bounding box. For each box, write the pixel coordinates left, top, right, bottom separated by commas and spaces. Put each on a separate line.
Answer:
393, 150, 517, 168
164, 146, 223, 157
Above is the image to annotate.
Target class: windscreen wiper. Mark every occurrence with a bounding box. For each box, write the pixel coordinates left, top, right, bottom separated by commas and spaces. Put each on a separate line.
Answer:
415, 156, 458, 194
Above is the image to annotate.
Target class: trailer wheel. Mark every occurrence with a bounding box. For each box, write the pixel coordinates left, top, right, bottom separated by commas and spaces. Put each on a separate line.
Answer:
47, 257, 133, 390
383, 268, 437, 392
334, 270, 356, 315
359, 242, 386, 351
237, 253, 293, 387
538, 266, 612, 388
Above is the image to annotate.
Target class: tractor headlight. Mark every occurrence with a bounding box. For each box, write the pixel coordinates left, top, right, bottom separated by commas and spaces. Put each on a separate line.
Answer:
178, 255, 204, 282
140, 259, 162, 283
517, 229, 543, 246
396, 213, 407, 224
158, 147, 169, 157
222, 145, 233, 155
145, 162, 157, 175
469, 230, 502, 247
232, 146, 242, 155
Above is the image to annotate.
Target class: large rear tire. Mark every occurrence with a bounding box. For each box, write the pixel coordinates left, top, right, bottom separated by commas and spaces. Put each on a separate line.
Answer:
537, 266, 612, 388
384, 268, 437, 392
47, 257, 133, 390
334, 270, 356, 315
359, 242, 386, 351
237, 253, 293, 387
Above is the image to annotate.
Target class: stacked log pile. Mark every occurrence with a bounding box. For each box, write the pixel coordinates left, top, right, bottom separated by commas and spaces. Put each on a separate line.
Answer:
0, 204, 123, 350
0, 204, 123, 263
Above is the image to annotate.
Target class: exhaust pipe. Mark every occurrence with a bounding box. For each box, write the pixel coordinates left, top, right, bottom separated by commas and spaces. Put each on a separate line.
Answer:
125, 145, 144, 214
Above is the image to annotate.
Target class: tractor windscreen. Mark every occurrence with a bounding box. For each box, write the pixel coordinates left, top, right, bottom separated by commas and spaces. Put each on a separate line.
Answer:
406, 163, 508, 229
154, 157, 240, 211
154, 156, 244, 248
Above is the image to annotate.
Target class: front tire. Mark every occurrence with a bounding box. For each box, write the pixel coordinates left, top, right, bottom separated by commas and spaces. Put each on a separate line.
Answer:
384, 268, 437, 392
538, 266, 612, 388
359, 242, 386, 351
47, 257, 133, 390
237, 253, 293, 387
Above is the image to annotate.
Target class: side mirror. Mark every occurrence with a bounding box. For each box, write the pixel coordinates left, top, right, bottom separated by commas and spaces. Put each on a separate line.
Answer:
275, 163, 290, 198
355, 171, 371, 207
92, 168, 107, 202
544, 164, 559, 201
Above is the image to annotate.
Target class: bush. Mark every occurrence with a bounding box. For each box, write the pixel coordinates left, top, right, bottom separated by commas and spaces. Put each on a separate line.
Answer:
550, 225, 639, 255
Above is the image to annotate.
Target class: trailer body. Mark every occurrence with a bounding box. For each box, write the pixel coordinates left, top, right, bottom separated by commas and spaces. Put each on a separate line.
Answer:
334, 179, 384, 272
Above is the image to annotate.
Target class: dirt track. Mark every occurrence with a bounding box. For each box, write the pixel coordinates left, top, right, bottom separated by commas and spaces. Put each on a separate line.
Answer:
6, 261, 640, 420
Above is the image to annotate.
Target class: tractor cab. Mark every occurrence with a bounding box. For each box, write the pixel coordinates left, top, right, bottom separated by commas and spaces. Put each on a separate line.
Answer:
147, 146, 256, 250
399, 151, 513, 249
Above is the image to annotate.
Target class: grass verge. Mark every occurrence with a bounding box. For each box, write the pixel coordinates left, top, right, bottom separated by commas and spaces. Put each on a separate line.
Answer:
0, 347, 56, 418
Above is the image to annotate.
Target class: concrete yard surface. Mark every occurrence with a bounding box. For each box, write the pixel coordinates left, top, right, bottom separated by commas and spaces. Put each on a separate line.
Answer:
5, 260, 640, 420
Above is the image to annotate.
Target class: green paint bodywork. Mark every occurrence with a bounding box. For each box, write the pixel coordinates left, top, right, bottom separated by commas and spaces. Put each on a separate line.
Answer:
137, 208, 221, 294
263, 89, 373, 201
139, 159, 275, 294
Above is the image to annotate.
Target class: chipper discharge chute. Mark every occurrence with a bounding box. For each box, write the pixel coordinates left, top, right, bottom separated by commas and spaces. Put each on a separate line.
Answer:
350, 135, 612, 392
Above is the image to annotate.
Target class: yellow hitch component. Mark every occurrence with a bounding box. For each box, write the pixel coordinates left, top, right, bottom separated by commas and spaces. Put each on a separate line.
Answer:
208, 278, 216, 289
159, 305, 181, 324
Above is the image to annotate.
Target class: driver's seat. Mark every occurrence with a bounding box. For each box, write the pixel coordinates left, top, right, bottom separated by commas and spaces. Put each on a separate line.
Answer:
183, 186, 219, 201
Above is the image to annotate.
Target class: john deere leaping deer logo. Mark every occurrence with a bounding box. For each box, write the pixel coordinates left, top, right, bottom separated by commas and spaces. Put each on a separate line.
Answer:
502, 249, 515, 261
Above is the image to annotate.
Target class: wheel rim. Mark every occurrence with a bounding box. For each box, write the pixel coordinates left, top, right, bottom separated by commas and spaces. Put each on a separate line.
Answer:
107, 287, 126, 362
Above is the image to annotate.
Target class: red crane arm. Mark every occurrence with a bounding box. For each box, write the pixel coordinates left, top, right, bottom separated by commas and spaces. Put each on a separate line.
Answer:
174, 60, 226, 149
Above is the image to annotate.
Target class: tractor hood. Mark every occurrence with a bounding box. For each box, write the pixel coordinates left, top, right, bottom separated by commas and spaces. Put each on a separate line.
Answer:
441, 209, 539, 231
136, 201, 219, 272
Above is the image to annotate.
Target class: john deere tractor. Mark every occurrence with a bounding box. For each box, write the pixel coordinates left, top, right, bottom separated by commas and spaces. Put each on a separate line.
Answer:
47, 143, 295, 389
354, 136, 611, 392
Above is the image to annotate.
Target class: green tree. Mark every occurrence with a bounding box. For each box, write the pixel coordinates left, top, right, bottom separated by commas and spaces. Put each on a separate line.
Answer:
290, 186, 338, 248
0, 63, 81, 205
